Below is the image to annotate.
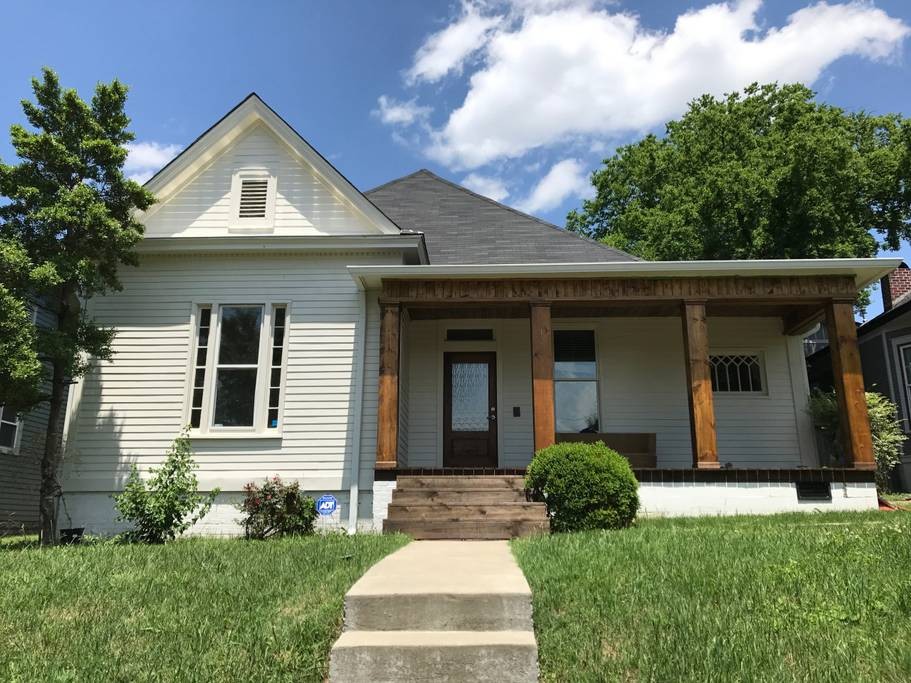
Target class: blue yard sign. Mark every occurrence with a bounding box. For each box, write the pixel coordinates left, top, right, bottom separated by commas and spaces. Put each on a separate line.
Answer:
316, 494, 338, 516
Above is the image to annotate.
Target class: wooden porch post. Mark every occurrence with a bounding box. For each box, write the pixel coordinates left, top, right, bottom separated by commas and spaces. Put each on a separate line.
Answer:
681, 301, 719, 468
530, 302, 555, 453
826, 300, 875, 469
376, 301, 400, 469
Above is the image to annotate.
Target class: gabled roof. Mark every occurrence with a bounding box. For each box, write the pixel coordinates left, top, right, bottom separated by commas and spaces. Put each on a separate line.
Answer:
365, 169, 637, 264
140, 93, 402, 235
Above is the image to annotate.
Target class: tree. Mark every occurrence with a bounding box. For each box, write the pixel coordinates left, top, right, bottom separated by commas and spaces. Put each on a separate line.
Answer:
567, 83, 911, 263
0, 69, 154, 545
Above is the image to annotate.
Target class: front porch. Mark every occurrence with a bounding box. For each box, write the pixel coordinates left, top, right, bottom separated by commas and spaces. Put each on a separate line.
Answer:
362, 267, 881, 527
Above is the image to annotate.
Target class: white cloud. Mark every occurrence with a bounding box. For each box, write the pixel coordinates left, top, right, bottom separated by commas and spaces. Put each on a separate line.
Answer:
125, 141, 181, 183
407, 2, 503, 84
374, 95, 431, 126
515, 158, 590, 213
461, 172, 510, 201
417, 0, 909, 168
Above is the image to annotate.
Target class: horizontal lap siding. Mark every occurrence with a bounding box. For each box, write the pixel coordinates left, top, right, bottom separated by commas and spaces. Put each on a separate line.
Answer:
709, 318, 803, 467
62, 253, 395, 494
401, 316, 804, 469
143, 124, 378, 238
0, 304, 59, 533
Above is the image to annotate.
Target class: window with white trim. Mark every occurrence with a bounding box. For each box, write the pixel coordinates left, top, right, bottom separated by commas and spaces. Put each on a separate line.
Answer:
553, 330, 600, 433
189, 303, 288, 433
0, 405, 20, 452
896, 343, 911, 425
709, 353, 764, 393
229, 172, 276, 229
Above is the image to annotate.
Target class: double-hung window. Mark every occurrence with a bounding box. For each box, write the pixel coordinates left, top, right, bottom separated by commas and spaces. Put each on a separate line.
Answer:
553, 330, 600, 433
0, 406, 20, 453
189, 303, 288, 434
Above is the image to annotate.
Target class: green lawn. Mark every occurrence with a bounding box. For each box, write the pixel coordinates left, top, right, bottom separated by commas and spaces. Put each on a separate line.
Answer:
0, 533, 408, 682
513, 511, 911, 683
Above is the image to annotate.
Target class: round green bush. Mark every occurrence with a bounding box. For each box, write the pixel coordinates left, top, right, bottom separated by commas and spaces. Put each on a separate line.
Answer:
526, 441, 639, 532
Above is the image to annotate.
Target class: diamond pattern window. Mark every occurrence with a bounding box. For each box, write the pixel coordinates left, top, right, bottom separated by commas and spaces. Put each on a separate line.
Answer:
709, 354, 764, 393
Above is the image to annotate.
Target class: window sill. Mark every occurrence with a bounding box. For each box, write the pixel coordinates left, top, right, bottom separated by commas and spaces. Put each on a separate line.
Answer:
227, 226, 275, 235
189, 431, 283, 440
0, 446, 18, 456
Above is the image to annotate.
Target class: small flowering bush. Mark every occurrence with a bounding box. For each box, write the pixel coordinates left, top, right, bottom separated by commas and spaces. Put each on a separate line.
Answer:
237, 476, 317, 540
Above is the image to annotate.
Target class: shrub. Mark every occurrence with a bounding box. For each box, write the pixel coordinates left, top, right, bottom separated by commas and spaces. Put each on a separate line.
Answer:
808, 390, 905, 491
237, 476, 317, 540
113, 428, 218, 543
526, 441, 639, 532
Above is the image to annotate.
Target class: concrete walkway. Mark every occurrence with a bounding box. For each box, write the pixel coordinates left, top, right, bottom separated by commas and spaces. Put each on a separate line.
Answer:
329, 541, 539, 682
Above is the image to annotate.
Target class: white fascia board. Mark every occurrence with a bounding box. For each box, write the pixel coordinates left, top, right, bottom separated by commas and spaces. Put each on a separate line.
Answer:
136, 234, 423, 256
140, 95, 402, 235
347, 258, 903, 290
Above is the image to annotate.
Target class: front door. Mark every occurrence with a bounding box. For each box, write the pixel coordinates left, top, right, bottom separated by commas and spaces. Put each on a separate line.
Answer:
443, 352, 498, 467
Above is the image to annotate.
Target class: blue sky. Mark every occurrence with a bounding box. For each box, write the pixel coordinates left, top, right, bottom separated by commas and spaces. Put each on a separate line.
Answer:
2, 0, 911, 315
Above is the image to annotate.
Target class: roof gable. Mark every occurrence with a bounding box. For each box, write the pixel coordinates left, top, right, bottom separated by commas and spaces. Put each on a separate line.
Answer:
365, 169, 637, 264
140, 94, 401, 237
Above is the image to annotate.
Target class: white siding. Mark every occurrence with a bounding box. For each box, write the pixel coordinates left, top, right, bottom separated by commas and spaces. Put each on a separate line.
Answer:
61, 252, 398, 502
143, 124, 380, 238
401, 316, 808, 468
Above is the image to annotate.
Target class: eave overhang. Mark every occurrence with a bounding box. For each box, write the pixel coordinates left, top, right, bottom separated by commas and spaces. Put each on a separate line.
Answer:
347, 258, 902, 291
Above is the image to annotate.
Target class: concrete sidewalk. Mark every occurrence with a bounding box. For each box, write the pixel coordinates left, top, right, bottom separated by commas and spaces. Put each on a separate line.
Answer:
329, 541, 539, 682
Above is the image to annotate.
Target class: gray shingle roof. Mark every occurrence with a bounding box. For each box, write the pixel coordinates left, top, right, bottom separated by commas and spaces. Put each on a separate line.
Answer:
365, 169, 638, 265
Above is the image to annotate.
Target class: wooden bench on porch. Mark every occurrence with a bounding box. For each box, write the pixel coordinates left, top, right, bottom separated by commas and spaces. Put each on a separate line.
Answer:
556, 432, 658, 469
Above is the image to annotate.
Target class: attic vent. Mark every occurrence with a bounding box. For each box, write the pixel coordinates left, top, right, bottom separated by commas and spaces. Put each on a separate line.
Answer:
238, 178, 270, 218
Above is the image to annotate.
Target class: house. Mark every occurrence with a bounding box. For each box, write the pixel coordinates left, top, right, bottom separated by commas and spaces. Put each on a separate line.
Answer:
58, 94, 899, 538
808, 263, 911, 490
0, 301, 62, 534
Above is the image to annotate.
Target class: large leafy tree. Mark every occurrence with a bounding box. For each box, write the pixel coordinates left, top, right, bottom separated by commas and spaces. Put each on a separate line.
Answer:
0, 69, 154, 545
567, 83, 911, 262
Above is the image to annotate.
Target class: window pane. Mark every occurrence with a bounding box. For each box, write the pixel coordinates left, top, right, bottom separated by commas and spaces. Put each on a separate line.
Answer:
451, 362, 489, 432
0, 421, 16, 449
218, 306, 263, 365
555, 381, 599, 433
554, 331, 596, 379
213, 368, 258, 427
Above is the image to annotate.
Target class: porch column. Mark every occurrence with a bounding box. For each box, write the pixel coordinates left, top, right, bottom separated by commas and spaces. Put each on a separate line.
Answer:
376, 301, 400, 469
681, 300, 719, 468
530, 302, 555, 452
826, 300, 875, 468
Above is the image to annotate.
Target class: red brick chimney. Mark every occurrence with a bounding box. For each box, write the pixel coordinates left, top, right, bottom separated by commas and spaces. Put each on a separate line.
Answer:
881, 262, 911, 311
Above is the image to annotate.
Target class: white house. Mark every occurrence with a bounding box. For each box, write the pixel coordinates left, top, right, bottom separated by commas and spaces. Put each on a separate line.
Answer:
59, 95, 898, 538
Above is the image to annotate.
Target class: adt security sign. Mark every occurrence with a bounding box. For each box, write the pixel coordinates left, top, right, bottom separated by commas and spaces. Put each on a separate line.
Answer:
316, 494, 338, 517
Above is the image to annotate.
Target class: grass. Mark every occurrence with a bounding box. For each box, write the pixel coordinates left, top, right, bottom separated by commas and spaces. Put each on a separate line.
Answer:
0, 533, 408, 682
513, 511, 911, 683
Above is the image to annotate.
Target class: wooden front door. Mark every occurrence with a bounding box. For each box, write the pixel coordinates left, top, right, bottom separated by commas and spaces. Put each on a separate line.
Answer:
443, 352, 498, 467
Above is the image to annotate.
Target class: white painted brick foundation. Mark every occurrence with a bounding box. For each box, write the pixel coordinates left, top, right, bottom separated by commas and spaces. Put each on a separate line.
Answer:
638, 481, 878, 517
371, 480, 397, 531
60, 490, 353, 537
61, 479, 878, 536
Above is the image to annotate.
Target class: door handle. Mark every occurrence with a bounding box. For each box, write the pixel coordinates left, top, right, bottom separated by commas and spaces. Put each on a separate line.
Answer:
488, 407, 497, 422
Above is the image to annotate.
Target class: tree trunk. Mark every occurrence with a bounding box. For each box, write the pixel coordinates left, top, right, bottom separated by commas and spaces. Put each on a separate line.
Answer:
39, 359, 67, 546
38, 285, 76, 547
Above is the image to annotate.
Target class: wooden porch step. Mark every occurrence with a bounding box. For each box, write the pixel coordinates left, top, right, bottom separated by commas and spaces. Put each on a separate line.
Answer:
386, 502, 547, 522
396, 475, 526, 491
391, 489, 529, 504
383, 519, 549, 540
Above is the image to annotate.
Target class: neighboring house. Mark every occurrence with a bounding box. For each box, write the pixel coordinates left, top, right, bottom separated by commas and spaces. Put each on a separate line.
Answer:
0, 301, 61, 534
57, 94, 899, 537
808, 263, 911, 490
